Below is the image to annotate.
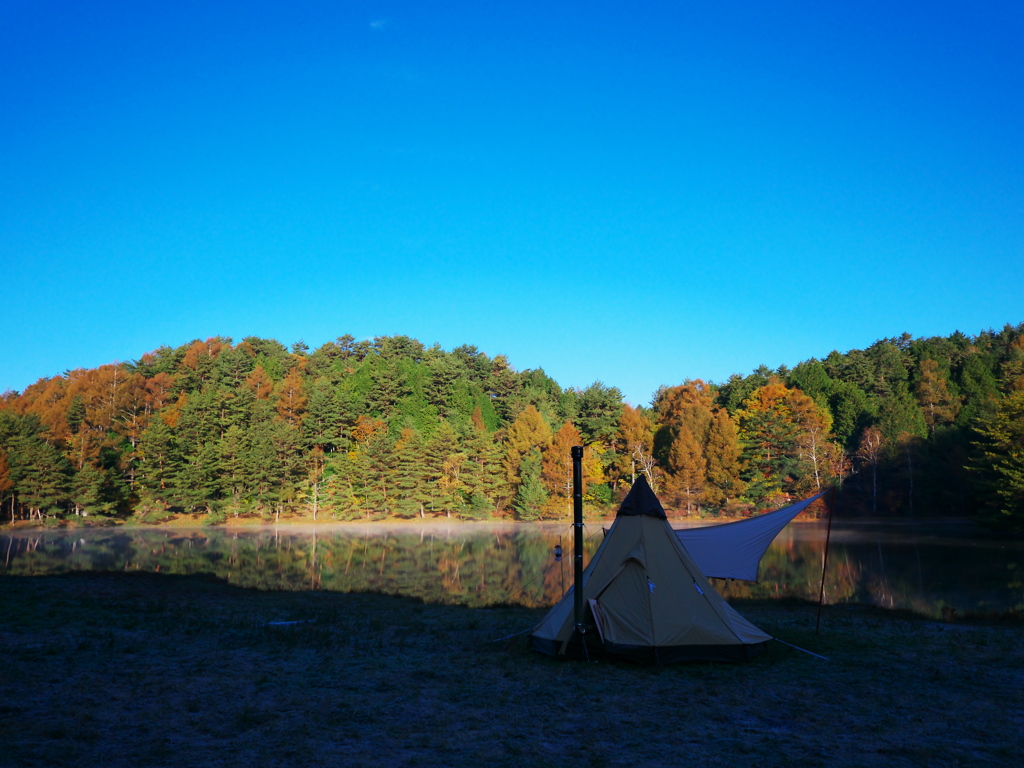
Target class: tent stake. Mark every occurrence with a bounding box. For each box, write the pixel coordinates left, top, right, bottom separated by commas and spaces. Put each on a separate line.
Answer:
571, 446, 585, 647
815, 485, 837, 634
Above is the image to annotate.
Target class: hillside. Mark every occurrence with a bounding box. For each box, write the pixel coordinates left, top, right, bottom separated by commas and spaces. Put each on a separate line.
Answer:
1, 325, 1022, 527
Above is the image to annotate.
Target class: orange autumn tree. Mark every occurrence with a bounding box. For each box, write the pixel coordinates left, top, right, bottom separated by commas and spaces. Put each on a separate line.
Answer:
703, 408, 745, 507
541, 421, 603, 504
275, 367, 308, 428
664, 425, 704, 515
654, 380, 744, 513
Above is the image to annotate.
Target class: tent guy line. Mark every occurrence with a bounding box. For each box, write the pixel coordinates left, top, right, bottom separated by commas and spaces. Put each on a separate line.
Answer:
773, 638, 830, 661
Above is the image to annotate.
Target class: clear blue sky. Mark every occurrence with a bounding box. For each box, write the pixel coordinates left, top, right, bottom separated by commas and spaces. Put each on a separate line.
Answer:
3, 1, 1022, 407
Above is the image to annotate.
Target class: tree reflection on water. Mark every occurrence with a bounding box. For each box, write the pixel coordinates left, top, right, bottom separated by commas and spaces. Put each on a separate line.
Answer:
2, 520, 1021, 618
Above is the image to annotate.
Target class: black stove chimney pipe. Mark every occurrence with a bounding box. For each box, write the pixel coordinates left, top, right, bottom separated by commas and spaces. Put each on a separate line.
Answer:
571, 445, 584, 639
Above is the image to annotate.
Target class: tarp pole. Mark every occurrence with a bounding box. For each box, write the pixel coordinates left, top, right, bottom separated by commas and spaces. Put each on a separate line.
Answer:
571, 446, 584, 640
815, 485, 837, 634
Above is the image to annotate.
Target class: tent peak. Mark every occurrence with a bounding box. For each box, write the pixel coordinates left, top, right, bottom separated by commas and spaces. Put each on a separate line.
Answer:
617, 475, 667, 519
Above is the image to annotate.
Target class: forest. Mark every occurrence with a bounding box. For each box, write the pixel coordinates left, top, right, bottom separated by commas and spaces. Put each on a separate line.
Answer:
1, 324, 1022, 528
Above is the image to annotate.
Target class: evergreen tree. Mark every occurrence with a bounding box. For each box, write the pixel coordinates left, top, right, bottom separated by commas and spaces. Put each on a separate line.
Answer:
512, 448, 547, 521
174, 441, 221, 515
971, 390, 1024, 528
9, 437, 72, 518
366, 360, 411, 418
827, 380, 875, 450
425, 356, 461, 418
955, 349, 1001, 427
878, 383, 927, 446
737, 380, 800, 505
575, 382, 624, 448
393, 428, 432, 518
787, 360, 833, 408
218, 424, 247, 511
137, 418, 178, 502
425, 421, 467, 517
302, 379, 345, 452
461, 425, 508, 515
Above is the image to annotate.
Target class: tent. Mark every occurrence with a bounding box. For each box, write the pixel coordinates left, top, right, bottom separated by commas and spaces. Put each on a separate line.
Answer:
677, 492, 825, 581
530, 476, 772, 664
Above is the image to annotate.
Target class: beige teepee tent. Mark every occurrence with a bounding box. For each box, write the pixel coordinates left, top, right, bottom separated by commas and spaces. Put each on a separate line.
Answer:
530, 476, 771, 663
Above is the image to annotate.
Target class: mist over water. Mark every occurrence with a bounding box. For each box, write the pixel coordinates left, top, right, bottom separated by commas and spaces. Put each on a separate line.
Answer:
3, 520, 1021, 618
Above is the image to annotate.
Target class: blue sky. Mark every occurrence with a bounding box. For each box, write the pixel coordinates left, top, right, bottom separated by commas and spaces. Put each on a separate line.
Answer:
3, 1, 1022, 406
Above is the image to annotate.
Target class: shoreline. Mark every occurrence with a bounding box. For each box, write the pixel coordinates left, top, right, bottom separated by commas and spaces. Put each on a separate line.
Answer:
2, 512, 981, 533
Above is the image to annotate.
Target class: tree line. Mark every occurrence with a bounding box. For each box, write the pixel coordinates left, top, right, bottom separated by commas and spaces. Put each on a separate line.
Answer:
1, 324, 1022, 527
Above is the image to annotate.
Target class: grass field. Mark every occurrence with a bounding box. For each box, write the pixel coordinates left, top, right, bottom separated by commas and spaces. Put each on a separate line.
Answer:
1, 572, 1022, 767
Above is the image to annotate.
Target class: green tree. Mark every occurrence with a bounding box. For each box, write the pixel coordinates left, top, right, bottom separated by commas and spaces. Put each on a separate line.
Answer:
425, 421, 467, 517
512, 448, 547, 520
736, 380, 800, 505
878, 383, 927, 446
8, 437, 72, 519
137, 418, 178, 501
393, 428, 432, 518
575, 382, 624, 448
971, 390, 1024, 528
827, 380, 875, 450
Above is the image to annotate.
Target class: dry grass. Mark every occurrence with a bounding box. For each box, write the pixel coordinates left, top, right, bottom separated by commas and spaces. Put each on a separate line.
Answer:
1, 572, 1022, 767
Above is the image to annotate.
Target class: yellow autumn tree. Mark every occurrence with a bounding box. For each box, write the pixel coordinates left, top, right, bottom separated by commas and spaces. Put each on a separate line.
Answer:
502, 404, 552, 488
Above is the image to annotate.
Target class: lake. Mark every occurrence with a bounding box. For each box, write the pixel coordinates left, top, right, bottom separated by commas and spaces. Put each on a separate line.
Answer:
2, 519, 1021, 618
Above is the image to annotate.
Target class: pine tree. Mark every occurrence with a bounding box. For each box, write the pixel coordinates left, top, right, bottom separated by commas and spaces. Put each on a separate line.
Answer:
971, 390, 1024, 528
737, 380, 800, 505
71, 462, 107, 515
879, 383, 927, 446
425, 421, 466, 517
393, 428, 432, 518
574, 382, 624, 448
512, 448, 548, 521
9, 437, 72, 519
137, 418, 178, 500
461, 425, 508, 515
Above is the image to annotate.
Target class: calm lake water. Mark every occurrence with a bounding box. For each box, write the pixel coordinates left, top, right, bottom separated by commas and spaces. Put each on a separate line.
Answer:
2, 519, 1021, 618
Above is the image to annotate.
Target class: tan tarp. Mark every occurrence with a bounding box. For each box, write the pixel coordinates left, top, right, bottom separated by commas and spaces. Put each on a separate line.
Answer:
676, 492, 825, 581
530, 478, 772, 663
